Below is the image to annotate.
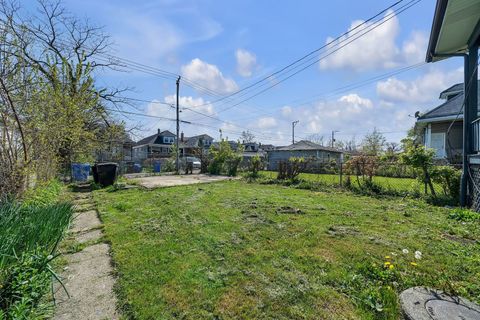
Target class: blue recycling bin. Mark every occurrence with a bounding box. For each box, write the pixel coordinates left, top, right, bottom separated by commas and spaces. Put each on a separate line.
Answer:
133, 163, 142, 173
71, 163, 90, 182
153, 161, 161, 173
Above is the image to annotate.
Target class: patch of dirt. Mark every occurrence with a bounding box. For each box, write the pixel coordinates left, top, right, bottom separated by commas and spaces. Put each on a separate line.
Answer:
327, 225, 360, 237
276, 206, 303, 214
442, 233, 477, 245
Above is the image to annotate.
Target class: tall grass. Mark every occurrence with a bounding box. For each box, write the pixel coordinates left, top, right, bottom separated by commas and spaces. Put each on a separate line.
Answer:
0, 180, 73, 319
0, 201, 73, 270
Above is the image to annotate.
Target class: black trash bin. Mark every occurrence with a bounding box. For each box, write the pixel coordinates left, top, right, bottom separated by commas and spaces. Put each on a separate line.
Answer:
93, 162, 118, 186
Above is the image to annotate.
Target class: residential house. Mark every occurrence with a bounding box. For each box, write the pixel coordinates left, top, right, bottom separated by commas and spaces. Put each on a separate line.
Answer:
416, 82, 480, 164
132, 129, 176, 160
425, 0, 480, 208
241, 142, 268, 167
179, 132, 214, 156
267, 140, 343, 171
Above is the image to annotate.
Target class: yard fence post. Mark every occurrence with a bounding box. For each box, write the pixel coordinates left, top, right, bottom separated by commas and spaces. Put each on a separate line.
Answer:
339, 161, 343, 187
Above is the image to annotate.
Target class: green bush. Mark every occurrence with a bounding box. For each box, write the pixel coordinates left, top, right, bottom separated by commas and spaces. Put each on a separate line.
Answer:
208, 140, 243, 176
431, 166, 461, 202
277, 157, 306, 181
246, 155, 263, 178
21, 180, 62, 207
448, 208, 480, 222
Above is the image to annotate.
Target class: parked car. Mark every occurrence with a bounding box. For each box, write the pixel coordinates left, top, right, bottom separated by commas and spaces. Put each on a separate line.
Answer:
182, 156, 201, 169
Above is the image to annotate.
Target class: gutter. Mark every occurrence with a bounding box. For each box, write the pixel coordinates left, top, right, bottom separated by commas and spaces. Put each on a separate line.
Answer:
416, 115, 464, 123
426, 0, 449, 62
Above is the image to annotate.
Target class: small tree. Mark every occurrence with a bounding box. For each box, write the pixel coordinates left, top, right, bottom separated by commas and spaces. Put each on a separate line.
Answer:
247, 155, 263, 178
401, 144, 436, 196
277, 157, 306, 181
208, 140, 243, 176
362, 128, 386, 156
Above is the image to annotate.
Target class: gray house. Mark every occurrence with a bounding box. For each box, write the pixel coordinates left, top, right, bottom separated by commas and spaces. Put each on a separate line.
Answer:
132, 129, 176, 160
179, 133, 214, 156
267, 140, 343, 171
416, 82, 480, 164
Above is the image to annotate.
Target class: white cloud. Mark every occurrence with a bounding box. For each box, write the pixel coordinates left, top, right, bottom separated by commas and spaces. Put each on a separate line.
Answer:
402, 31, 429, 64
319, 11, 400, 71
281, 106, 292, 117
235, 49, 257, 77
164, 95, 216, 116
257, 117, 278, 129
319, 11, 429, 71
376, 68, 463, 104
181, 58, 239, 94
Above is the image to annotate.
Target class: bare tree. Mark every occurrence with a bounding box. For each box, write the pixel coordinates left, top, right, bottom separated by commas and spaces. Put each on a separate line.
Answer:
306, 133, 325, 146
240, 130, 255, 143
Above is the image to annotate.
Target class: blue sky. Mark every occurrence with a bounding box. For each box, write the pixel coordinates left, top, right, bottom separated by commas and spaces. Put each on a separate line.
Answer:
27, 0, 464, 145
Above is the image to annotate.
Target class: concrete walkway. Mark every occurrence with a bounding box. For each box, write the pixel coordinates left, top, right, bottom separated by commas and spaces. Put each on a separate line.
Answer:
53, 187, 119, 320
132, 173, 237, 189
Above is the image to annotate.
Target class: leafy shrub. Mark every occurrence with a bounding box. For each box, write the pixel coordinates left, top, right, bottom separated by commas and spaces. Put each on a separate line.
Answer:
431, 166, 461, 201
21, 180, 62, 207
344, 155, 379, 184
161, 160, 175, 173
277, 157, 306, 181
208, 140, 243, 176
246, 155, 263, 178
0, 250, 57, 319
448, 208, 480, 222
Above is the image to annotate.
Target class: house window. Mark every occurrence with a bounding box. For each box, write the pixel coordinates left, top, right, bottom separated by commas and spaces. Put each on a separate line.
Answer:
163, 137, 174, 144
430, 132, 446, 159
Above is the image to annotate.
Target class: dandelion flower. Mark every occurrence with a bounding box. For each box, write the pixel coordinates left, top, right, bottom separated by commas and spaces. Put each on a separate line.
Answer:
389, 264, 394, 270
414, 251, 422, 260
410, 262, 418, 266
384, 261, 391, 267
385, 255, 391, 259
402, 249, 409, 254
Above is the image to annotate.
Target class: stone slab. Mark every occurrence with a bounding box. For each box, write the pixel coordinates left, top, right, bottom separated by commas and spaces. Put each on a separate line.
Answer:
132, 174, 238, 189
400, 287, 480, 320
70, 210, 102, 234
53, 243, 118, 320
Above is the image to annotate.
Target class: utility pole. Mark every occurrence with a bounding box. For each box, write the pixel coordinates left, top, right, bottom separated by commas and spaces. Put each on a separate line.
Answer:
175, 76, 181, 174
331, 130, 339, 148
292, 120, 299, 144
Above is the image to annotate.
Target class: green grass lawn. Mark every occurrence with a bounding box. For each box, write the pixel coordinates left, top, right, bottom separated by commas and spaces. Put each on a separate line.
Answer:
259, 171, 440, 195
95, 180, 480, 319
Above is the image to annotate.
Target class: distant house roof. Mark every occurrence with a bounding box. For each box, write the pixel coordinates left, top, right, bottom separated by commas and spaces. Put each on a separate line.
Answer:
135, 130, 176, 146
417, 83, 480, 122
181, 134, 213, 148
274, 140, 342, 153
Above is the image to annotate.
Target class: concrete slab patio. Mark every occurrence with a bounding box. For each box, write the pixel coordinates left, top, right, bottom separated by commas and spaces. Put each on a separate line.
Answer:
130, 174, 238, 189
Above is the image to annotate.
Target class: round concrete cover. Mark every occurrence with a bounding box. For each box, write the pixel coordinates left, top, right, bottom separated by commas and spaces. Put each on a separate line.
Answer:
400, 287, 480, 320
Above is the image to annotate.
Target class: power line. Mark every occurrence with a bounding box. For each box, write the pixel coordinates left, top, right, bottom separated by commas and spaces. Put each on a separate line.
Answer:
191, 0, 406, 109
213, 0, 421, 114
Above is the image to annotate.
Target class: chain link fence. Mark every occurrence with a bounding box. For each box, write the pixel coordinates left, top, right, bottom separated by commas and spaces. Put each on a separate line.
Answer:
261, 159, 459, 203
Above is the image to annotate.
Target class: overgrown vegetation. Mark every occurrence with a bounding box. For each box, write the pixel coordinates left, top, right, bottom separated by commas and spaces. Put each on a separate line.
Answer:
0, 0, 129, 199
208, 140, 243, 176
277, 157, 307, 181
95, 180, 480, 319
0, 181, 73, 319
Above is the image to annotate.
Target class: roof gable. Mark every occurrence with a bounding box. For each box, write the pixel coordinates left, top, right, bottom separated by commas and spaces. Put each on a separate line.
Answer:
135, 130, 176, 146
418, 83, 480, 122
